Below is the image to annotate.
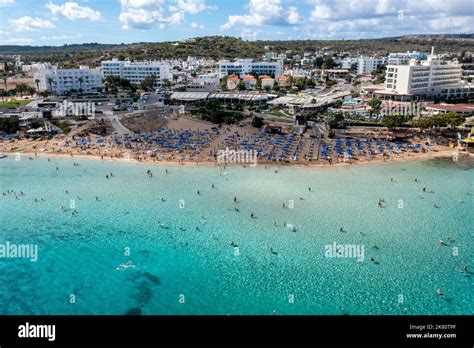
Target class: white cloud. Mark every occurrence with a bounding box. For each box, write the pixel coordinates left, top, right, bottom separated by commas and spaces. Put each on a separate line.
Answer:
191, 22, 204, 29
0, 29, 10, 35
40, 34, 82, 40
2, 37, 34, 45
120, 0, 212, 29
9, 16, 56, 32
305, 0, 474, 39
0, 0, 14, 7
119, 0, 190, 29
170, 0, 212, 14
46, 1, 102, 21
221, 0, 303, 30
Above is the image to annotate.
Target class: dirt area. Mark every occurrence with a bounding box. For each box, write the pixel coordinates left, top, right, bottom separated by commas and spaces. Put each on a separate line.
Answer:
121, 115, 168, 133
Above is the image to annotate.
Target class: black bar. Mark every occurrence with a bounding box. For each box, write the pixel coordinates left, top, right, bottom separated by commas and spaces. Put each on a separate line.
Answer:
0, 315, 472, 346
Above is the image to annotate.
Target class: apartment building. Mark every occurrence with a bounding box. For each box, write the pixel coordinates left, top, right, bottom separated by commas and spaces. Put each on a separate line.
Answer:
356, 56, 386, 74
387, 51, 428, 65
384, 49, 462, 94
101, 59, 172, 85
219, 59, 284, 79
34, 65, 103, 95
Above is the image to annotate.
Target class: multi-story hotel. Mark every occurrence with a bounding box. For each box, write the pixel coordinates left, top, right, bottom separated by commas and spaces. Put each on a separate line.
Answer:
381, 48, 472, 101
387, 51, 428, 65
356, 56, 386, 74
34, 65, 103, 95
218, 59, 284, 79
101, 59, 172, 85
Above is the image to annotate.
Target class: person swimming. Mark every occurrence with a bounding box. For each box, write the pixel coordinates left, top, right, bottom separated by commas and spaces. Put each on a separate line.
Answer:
197, 190, 201, 195
235, 207, 240, 212
439, 239, 446, 246
96, 196, 100, 201
230, 240, 235, 247
434, 204, 440, 208
234, 196, 237, 203
436, 289, 445, 298
340, 227, 346, 233
161, 197, 166, 202
251, 212, 255, 218
212, 184, 215, 189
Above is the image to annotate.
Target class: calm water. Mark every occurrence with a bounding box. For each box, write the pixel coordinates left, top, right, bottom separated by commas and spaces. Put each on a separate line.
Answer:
0, 155, 473, 315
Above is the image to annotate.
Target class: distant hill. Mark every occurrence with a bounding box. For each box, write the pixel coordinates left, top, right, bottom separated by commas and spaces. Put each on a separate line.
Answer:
0, 34, 473, 67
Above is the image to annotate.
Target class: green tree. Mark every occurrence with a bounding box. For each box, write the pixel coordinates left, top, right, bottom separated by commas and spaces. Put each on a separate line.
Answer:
78, 77, 84, 95
34, 79, 40, 94
368, 97, 382, 109
237, 80, 246, 91
47, 77, 54, 95
273, 81, 280, 92
314, 57, 324, 69
443, 112, 465, 129
220, 76, 227, 90
140, 75, 157, 91
251, 116, 264, 128
334, 99, 343, 108
256, 78, 262, 90
382, 114, 404, 130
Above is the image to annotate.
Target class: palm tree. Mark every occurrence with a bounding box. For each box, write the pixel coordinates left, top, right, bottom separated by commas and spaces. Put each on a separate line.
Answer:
35, 79, 40, 94
47, 77, 54, 95
78, 77, 84, 95
2, 75, 7, 93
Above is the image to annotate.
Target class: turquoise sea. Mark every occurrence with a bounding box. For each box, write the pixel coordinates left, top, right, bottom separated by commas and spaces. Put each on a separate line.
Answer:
0, 155, 473, 315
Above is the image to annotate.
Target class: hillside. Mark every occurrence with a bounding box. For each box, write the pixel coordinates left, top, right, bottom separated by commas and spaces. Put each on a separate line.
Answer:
0, 34, 473, 67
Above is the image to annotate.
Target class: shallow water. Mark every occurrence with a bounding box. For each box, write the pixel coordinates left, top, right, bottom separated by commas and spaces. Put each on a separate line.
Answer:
0, 156, 473, 315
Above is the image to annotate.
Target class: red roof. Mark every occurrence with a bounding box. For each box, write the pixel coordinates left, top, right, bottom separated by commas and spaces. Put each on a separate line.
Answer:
425, 104, 474, 112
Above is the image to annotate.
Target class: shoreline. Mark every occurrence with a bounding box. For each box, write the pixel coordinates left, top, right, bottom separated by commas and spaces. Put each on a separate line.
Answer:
0, 147, 461, 170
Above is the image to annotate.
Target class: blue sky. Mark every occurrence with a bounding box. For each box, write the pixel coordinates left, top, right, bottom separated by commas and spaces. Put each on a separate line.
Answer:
0, 0, 473, 46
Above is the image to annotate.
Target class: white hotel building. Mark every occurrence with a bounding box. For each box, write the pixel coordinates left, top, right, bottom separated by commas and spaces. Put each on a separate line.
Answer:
356, 56, 386, 74
380, 49, 473, 101
34, 66, 103, 95
101, 59, 172, 85
218, 59, 284, 79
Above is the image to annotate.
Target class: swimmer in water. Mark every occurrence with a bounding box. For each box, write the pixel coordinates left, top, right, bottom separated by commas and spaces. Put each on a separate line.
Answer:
340, 227, 346, 233
197, 190, 201, 195
434, 204, 440, 208
436, 289, 445, 298
234, 196, 237, 203
235, 207, 240, 212
212, 184, 215, 189
230, 240, 235, 247
161, 197, 166, 202
251, 212, 255, 218
439, 239, 446, 246
96, 196, 100, 201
